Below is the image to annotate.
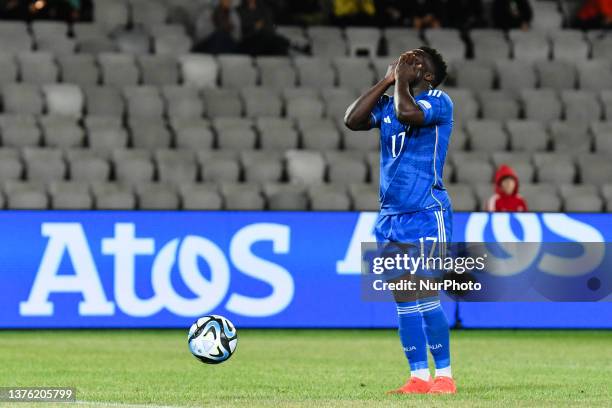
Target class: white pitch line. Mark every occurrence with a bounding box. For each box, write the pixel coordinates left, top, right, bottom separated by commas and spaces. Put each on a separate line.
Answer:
76, 400, 185, 408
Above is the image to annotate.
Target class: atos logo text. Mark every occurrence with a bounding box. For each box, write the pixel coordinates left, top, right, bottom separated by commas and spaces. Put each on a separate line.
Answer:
20, 223, 294, 318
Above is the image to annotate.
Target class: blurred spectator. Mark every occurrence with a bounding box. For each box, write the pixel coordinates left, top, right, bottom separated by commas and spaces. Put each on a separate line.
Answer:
443, 0, 485, 30
238, 0, 289, 55
0, 0, 29, 19
409, 0, 443, 30
375, 0, 411, 26
332, 0, 376, 26
487, 165, 528, 212
0, 0, 90, 21
493, 0, 533, 30
193, 0, 240, 54
576, 0, 612, 28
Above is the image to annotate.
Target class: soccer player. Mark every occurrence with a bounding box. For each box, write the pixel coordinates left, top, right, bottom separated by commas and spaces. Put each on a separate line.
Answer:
344, 47, 456, 394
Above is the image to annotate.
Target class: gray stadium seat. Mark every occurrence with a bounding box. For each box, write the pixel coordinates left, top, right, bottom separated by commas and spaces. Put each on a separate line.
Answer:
137, 183, 180, 210
0, 114, 41, 147
114, 29, 151, 54
308, 185, 351, 211
43, 84, 84, 117
454, 155, 494, 183
445, 88, 478, 123
263, 183, 308, 211
333, 57, 375, 91
592, 122, 612, 154
2, 84, 43, 115
470, 29, 510, 61
130, 0, 168, 27
179, 55, 218, 88
367, 151, 380, 185
23, 148, 66, 182
0, 22, 32, 53
550, 121, 591, 153
137, 55, 179, 85
4, 181, 48, 209
342, 127, 379, 151
491, 152, 535, 183
92, 182, 136, 210
424, 29, 465, 62
453, 60, 495, 91
216, 127, 257, 150
506, 120, 549, 151
384, 28, 422, 57
88, 127, 129, 158
257, 118, 299, 150
153, 32, 193, 56
256, 56, 297, 89
561, 90, 602, 123
155, 149, 198, 184
348, 183, 379, 211
58, 54, 100, 86
73, 23, 106, 41
449, 128, 467, 152
198, 150, 241, 183
179, 183, 222, 210
534, 60, 577, 90
173, 118, 213, 150
295, 56, 336, 88
84, 115, 123, 131
521, 183, 561, 212
277, 26, 308, 48
466, 120, 508, 152
300, 119, 341, 150
240, 150, 284, 183
286, 150, 326, 184
549, 30, 588, 62
509, 29, 550, 61
477, 90, 519, 120
66, 150, 110, 182
534, 153, 576, 184
77, 37, 117, 54
220, 183, 265, 210
308, 26, 347, 57
201, 88, 242, 118
577, 154, 612, 185
560, 185, 603, 212
241, 87, 283, 118
93, 0, 129, 31
0, 53, 18, 85
162, 86, 204, 119
98, 53, 140, 86
322, 87, 357, 120
325, 151, 368, 184
520, 89, 562, 122
0, 148, 23, 182
600, 90, 612, 120
130, 120, 172, 149
495, 61, 536, 96
31, 21, 67, 38
49, 181, 93, 209
590, 31, 612, 59
40, 116, 84, 148
17, 52, 58, 84
218, 55, 257, 88
284, 88, 324, 119
345, 27, 380, 56
83, 86, 125, 117
124, 86, 165, 118
531, 1, 563, 30
446, 184, 477, 211
113, 149, 154, 186
577, 60, 612, 92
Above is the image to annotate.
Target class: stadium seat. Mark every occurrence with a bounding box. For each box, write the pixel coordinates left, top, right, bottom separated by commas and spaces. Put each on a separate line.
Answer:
114, 29, 151, 54
218, 55, 258, 88
240, 150, 284, 183
42, 84, 84, 117
263, 183, 308, 211
137, 55, 180, 85
295, 56, 336, 88
40, 116, 84, 148
66, 150, 110, 182
577, 154, 612, 185
198, 150, 241, 183
470, 29, 510, 62
332, 57, 375, 91
286, 150, 325, 184
241, 87, 283, 118
4, 181, 48, 209
0, 53, 18, 85
520, 89, 562, 122
308, 184, 351, 211
600, 90, 612, 120
453, 60, 495, 91
155, 149, 198, 184
342, 127, 380, 151
592, 121, 612, 154
348, 183, 379, 210
277, 26, 309, 48
367, 151, 380, 185
466, 120, 508, 152
220, 183, 265, 210
113, 149, 154, 186
0, 148, 23, 183
93, 0, 129, 31
0, 22, 32, 53
445, 88, 478, 123
534, 60, 577, 90
495, 61, 537, 96
446, 184, 477, 211
153, 32, 193, 55
179, 54, 218, 88
130, 0, 168, 27
550, 121, 592, 153
256, 56, 297, 90
76, 37, 116, 54
300, 118, 341, 150
589, 31, 612, 59
477, 90, 519, 120
534, 153, 576, 184
345, 27, 380, 56
325, 151, 368, 184
179, 183, 223, 210
124, 86, 166, 118
449, 128, 467, 151
284, 88, 324, 119
92, 182, 136, 210
173, 118, 213, 150
506, 120, 549, 151
49, 181, 93, 209
577, 60, 612, 92
424, 29, 465, 62
130, 120, 172, 149
201, 88, 243, 117
307, 26, 347, 56
384, 28, 422, 57
549, 30, 589, 62
257, 118, 299, 150
560, 185, 603, 212
137, 183, 180, 210
509, 29, 550, 61
98, 53, 140, 86
88, 127, 129, 158
521, 183, 562, 212
561, 90, 602, 123
454, 159, 494, 183
491, 152, 535, 183
58, 54, 100, 86
162, 86, 204, 119
2, 84, 43, 115
321, 87, 357, 120
531, 1, 563, 30
23, 148, 66, 182
0, 114, 41, 148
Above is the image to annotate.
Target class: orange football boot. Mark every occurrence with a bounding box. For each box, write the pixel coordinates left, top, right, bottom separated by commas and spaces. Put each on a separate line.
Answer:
387, 377, 433, 394
428, 376, 457, 394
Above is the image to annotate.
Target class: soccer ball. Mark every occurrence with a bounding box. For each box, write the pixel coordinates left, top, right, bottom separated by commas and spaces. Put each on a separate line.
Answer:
187, 315, 238, 364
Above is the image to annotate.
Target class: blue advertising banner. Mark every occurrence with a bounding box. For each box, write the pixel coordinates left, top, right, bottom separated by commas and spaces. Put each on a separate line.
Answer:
0, 211, 611, 329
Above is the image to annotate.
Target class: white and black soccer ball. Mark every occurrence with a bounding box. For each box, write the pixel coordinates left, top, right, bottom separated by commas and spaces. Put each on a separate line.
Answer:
188, 315, 238, 364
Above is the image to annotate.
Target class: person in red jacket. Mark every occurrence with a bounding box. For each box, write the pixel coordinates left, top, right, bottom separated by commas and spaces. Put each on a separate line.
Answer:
487, 164, 528, 212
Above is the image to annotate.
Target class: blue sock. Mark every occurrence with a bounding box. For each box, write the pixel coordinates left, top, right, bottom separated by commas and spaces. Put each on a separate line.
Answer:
419, 297, 451, 374
396, 301, 429, 376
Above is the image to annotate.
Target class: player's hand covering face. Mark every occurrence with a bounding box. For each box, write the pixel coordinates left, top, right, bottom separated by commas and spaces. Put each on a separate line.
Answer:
395, 51, 425, 85
385, 58, 399, 83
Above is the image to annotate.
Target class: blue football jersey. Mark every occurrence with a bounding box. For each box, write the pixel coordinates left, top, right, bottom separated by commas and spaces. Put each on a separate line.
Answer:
370, 89, 453, 215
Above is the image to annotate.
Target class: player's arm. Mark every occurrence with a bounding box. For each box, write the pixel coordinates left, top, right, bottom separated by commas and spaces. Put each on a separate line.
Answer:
394, 53, 426, 126
343, 59, 397, 131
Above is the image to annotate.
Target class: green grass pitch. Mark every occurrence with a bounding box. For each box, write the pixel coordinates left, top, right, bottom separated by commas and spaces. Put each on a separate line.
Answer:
1, 329, 611, 407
